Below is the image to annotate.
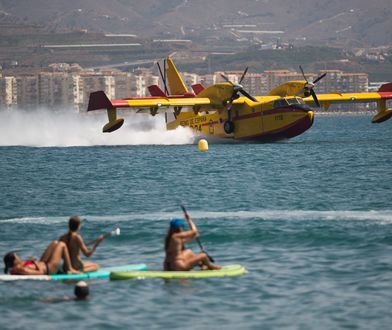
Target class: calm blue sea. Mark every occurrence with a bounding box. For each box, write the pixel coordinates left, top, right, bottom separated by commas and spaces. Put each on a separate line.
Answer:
0, 114, 391, 329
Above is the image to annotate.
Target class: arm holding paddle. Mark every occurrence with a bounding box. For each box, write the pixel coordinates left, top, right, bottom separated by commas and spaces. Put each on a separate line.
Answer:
83, 228, 121, 256
86, 228, 121, 246
78, 235, 104, 257
184, 213, 199, 239
180, 205, 215, 263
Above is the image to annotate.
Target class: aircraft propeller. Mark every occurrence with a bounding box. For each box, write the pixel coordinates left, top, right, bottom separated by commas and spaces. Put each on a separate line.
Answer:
297, 66, 327, 107
220, 67, 257, 134
220, 67, 257, 105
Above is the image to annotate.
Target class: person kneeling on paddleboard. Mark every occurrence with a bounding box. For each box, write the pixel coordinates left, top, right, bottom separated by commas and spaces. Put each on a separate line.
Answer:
59, 216, 104, 273
3, 241, 79, 275
164, 213, 221, 271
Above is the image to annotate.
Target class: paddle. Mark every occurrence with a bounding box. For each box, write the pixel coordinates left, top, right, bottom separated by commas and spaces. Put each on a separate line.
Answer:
180, 205, 215, 262
86, 227, 121, 246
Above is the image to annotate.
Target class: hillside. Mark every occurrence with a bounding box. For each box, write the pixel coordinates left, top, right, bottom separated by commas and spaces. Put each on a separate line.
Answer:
1, 0, 392, 47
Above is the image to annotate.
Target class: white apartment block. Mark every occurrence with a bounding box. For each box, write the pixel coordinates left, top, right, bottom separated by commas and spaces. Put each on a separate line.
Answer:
0, 76, 17, 110
0, 66, 369, 112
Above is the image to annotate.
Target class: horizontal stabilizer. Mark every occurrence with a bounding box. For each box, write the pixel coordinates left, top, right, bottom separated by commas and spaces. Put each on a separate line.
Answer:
148, 85, 166, 97
378, 83, 392, 93
192, 83, 205, 95
88, 91, 113, 111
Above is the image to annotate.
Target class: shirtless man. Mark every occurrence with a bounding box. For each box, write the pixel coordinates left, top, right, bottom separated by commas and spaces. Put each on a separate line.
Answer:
163, 213, 221, 271
59, 216, 104, 273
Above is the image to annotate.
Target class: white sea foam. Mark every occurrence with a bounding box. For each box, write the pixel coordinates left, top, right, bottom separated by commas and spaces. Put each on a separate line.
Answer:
3, 210, 392, 224
0, 109, 195, 147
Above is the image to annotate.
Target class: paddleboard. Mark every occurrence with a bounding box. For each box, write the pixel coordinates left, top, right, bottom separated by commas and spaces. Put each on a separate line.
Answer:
110, 264, 246, 280
0, 263, 147, 281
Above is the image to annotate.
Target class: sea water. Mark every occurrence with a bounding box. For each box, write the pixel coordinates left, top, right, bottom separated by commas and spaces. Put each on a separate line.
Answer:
0, 113, 391, 329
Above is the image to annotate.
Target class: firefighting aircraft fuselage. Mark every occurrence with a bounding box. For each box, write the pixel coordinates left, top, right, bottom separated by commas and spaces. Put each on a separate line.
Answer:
87, 58, 392, 141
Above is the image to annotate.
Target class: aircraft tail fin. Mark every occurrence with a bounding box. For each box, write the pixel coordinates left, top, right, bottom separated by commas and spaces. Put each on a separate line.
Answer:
88, 91, 113, 111
148, 85, 167, 97
166, 57, 189, 95
191, 83, 205, 95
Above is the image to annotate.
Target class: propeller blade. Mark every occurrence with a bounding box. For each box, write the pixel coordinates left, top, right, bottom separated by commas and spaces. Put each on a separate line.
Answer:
220, 73, 233, 85
157, 61, 169, 95
239, 67, 249, 84
239, 89, 257, 102
312, 72, 327, 84
310, 89, 320, 107
299, 65, 308, 82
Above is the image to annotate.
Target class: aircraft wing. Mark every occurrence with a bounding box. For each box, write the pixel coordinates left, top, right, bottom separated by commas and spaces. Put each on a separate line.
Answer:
303, 83, 392, 108
303, 83, 392, 123
88, 91, 211, 113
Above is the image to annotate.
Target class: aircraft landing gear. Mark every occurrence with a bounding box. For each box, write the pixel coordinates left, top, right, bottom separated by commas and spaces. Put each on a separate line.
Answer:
224, 120, 235, 134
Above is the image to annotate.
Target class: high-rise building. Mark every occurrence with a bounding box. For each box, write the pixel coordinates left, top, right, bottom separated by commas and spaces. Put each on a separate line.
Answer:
38, 72, 75, 110
15, 75, 39, 110
0, 76, 17, 110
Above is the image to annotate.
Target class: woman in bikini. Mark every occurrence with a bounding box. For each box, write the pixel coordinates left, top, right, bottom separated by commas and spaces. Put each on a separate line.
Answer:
3, 240, 79, 275
164, 213, 221, 271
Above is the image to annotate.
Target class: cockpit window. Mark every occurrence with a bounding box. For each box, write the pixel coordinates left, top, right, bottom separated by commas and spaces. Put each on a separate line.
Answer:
287, 98, 299, 105
273, 98, 289, 108
297, 98, 305, 104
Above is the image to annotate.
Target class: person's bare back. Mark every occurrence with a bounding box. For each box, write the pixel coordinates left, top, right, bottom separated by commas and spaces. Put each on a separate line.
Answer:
59, 231, 84, 270
59, 216, 104, 273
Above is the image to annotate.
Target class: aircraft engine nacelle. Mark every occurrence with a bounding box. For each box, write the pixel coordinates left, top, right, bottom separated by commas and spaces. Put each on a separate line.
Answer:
267, 81, 306, 97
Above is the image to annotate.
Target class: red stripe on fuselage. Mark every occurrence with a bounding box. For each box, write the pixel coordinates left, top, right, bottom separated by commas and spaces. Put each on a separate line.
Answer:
111, 100, 132, 107
379, 92, 392, 99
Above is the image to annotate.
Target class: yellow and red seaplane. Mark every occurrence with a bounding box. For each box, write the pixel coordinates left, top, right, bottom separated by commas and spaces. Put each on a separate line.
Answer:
88, 58, 392, 142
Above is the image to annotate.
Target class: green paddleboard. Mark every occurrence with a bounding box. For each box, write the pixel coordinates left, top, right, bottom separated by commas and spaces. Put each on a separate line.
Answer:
110, 264, 246, 280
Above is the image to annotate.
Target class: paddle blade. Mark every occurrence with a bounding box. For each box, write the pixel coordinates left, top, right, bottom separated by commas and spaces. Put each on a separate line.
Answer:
111, 228, 121, 236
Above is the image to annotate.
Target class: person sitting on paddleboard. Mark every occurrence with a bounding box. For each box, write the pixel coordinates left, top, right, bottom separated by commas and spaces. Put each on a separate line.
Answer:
3, 240, 79, 275
59, 216, 104, 272
164, 213, 221, 271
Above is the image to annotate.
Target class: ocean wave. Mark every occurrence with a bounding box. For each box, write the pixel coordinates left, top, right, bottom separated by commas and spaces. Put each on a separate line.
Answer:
2, 209, 392, 224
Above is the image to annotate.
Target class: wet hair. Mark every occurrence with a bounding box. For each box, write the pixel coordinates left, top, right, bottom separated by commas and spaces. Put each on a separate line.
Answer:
69, 216, 81, 232
164, 226, 182, 251
74, 281, 89, 300
3, 252, 16, 274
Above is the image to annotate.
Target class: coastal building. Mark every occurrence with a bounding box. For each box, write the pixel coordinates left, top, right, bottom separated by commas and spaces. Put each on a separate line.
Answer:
242, 73, 265, 96
0, 76, 17, 110
38, 72, 75, 110
0, 64, 370, 112
198, 74, 216, 87
182, 73, 199, 92
15, 75, 39, 110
